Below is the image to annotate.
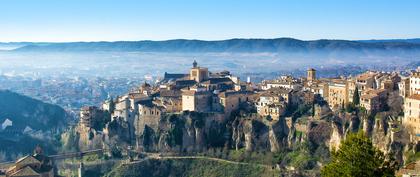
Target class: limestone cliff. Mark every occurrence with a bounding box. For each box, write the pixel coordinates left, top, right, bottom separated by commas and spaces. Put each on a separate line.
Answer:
134, 111, 291, 153
326, 111, 411, 165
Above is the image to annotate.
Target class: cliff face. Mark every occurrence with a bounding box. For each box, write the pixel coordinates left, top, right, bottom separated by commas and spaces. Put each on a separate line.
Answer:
68, 97, 413, 166
134, 111, 291, 153
231, 116, 289, 152
327, 111, 410, 165
61, 117, 132, 152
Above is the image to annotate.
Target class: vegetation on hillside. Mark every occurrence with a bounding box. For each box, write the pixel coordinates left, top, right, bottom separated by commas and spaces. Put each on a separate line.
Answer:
0, 90, 68, 130
106, 158, 278, 177
0, 90, 68, 161
321, 131, 398, 177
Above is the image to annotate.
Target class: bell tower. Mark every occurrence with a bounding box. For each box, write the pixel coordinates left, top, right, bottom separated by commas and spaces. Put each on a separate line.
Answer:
193, 60, 198, 68
307, 68, 316, 81
190, 60, 209, 82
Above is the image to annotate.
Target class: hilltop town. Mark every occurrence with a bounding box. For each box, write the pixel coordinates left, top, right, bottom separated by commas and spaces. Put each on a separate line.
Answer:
3, 60, 420, 176
47, 60, 416, 174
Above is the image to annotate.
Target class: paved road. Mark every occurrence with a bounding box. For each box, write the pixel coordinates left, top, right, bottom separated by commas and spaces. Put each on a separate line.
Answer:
125, 153, 273, 169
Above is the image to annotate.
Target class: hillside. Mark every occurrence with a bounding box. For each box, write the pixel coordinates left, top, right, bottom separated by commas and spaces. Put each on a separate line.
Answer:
0, 90, 69, 161
0, 89, 68, 131
106, 158, 279, 177
11, 38, 420, 53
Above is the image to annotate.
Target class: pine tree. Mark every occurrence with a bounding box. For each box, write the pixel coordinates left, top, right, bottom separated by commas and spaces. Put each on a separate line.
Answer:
353, 87, 360, 106
321, 131, 397, 177
109, 96, 115, 114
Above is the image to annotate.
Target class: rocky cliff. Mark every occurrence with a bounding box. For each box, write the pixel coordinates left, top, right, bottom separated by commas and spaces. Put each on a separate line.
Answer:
134, 111, 292, 153
66, 94, 414, 168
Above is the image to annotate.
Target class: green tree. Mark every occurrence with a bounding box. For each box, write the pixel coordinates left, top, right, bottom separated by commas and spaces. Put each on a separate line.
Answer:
321, 131, 397, 177
353, 87, 360, 106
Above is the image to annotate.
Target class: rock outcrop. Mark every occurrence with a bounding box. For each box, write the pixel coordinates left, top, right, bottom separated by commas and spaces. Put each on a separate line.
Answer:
134, 111, 291, 153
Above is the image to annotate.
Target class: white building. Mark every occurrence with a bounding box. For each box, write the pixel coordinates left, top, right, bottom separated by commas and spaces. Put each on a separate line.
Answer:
410, 72, 420, 96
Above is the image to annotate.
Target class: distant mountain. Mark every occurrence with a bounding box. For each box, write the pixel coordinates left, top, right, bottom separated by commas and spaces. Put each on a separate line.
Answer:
358, 38, 420, 44
0, 90, 68, 131
11, 38, 420, 53
0, 42, 52, 50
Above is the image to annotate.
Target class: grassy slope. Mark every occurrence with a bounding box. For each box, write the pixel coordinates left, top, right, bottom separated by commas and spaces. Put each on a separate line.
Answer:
107, 158, 278, 177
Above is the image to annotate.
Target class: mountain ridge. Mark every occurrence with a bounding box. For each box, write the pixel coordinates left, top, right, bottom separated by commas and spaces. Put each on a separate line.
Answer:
7, 38, 420, 53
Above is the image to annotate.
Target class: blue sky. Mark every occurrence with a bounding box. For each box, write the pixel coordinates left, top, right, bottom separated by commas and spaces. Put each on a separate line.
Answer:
0, 0, 419, 42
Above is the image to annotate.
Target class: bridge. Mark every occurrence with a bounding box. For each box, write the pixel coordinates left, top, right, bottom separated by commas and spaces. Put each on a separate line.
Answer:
48, 149, 104, 160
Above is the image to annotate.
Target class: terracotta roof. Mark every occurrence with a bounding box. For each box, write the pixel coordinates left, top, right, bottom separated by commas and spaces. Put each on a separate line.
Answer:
408, 94, 420, 100
411, 72, 420, 78
160, 90, 182, 97
218, 91, 254, 98
202, 77, 233, 84
265, 81, 293, 85
357, 73, 376, 80
260, 88, 291, 97
163, 72, 189, 80
361, 94, 378, 99
175, 80, 197, 86
15, 155, 40, 165
364, 89, 387, 95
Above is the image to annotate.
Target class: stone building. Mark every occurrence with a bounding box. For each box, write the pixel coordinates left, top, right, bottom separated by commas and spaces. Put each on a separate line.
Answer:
156, 89, 183, 112
135, 102, 165, 135
189, 60, 209, 82
347, 78, 357, 103
305, 79, 329, 99
79, 106, 104, 129
256, 88, 291, 120
217, 91, 255, 116
113, 96, 133, 121
403, 94, 420, 142
261, 76, 301, 91
410, 71, 420, 96
181, 86, 212, 112
356, 72, 377, 91
327, 80, 349, 110
5, 147, 54, 177
399, 77, 410, 98
307, 68, 316, 81
360, 89, 388, 113
201, 78, 234, 91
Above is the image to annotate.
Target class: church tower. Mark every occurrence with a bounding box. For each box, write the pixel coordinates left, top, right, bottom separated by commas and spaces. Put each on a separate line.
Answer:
307, 68, 316, 81
193, 60, 198, 68
189, 60, 209, 82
